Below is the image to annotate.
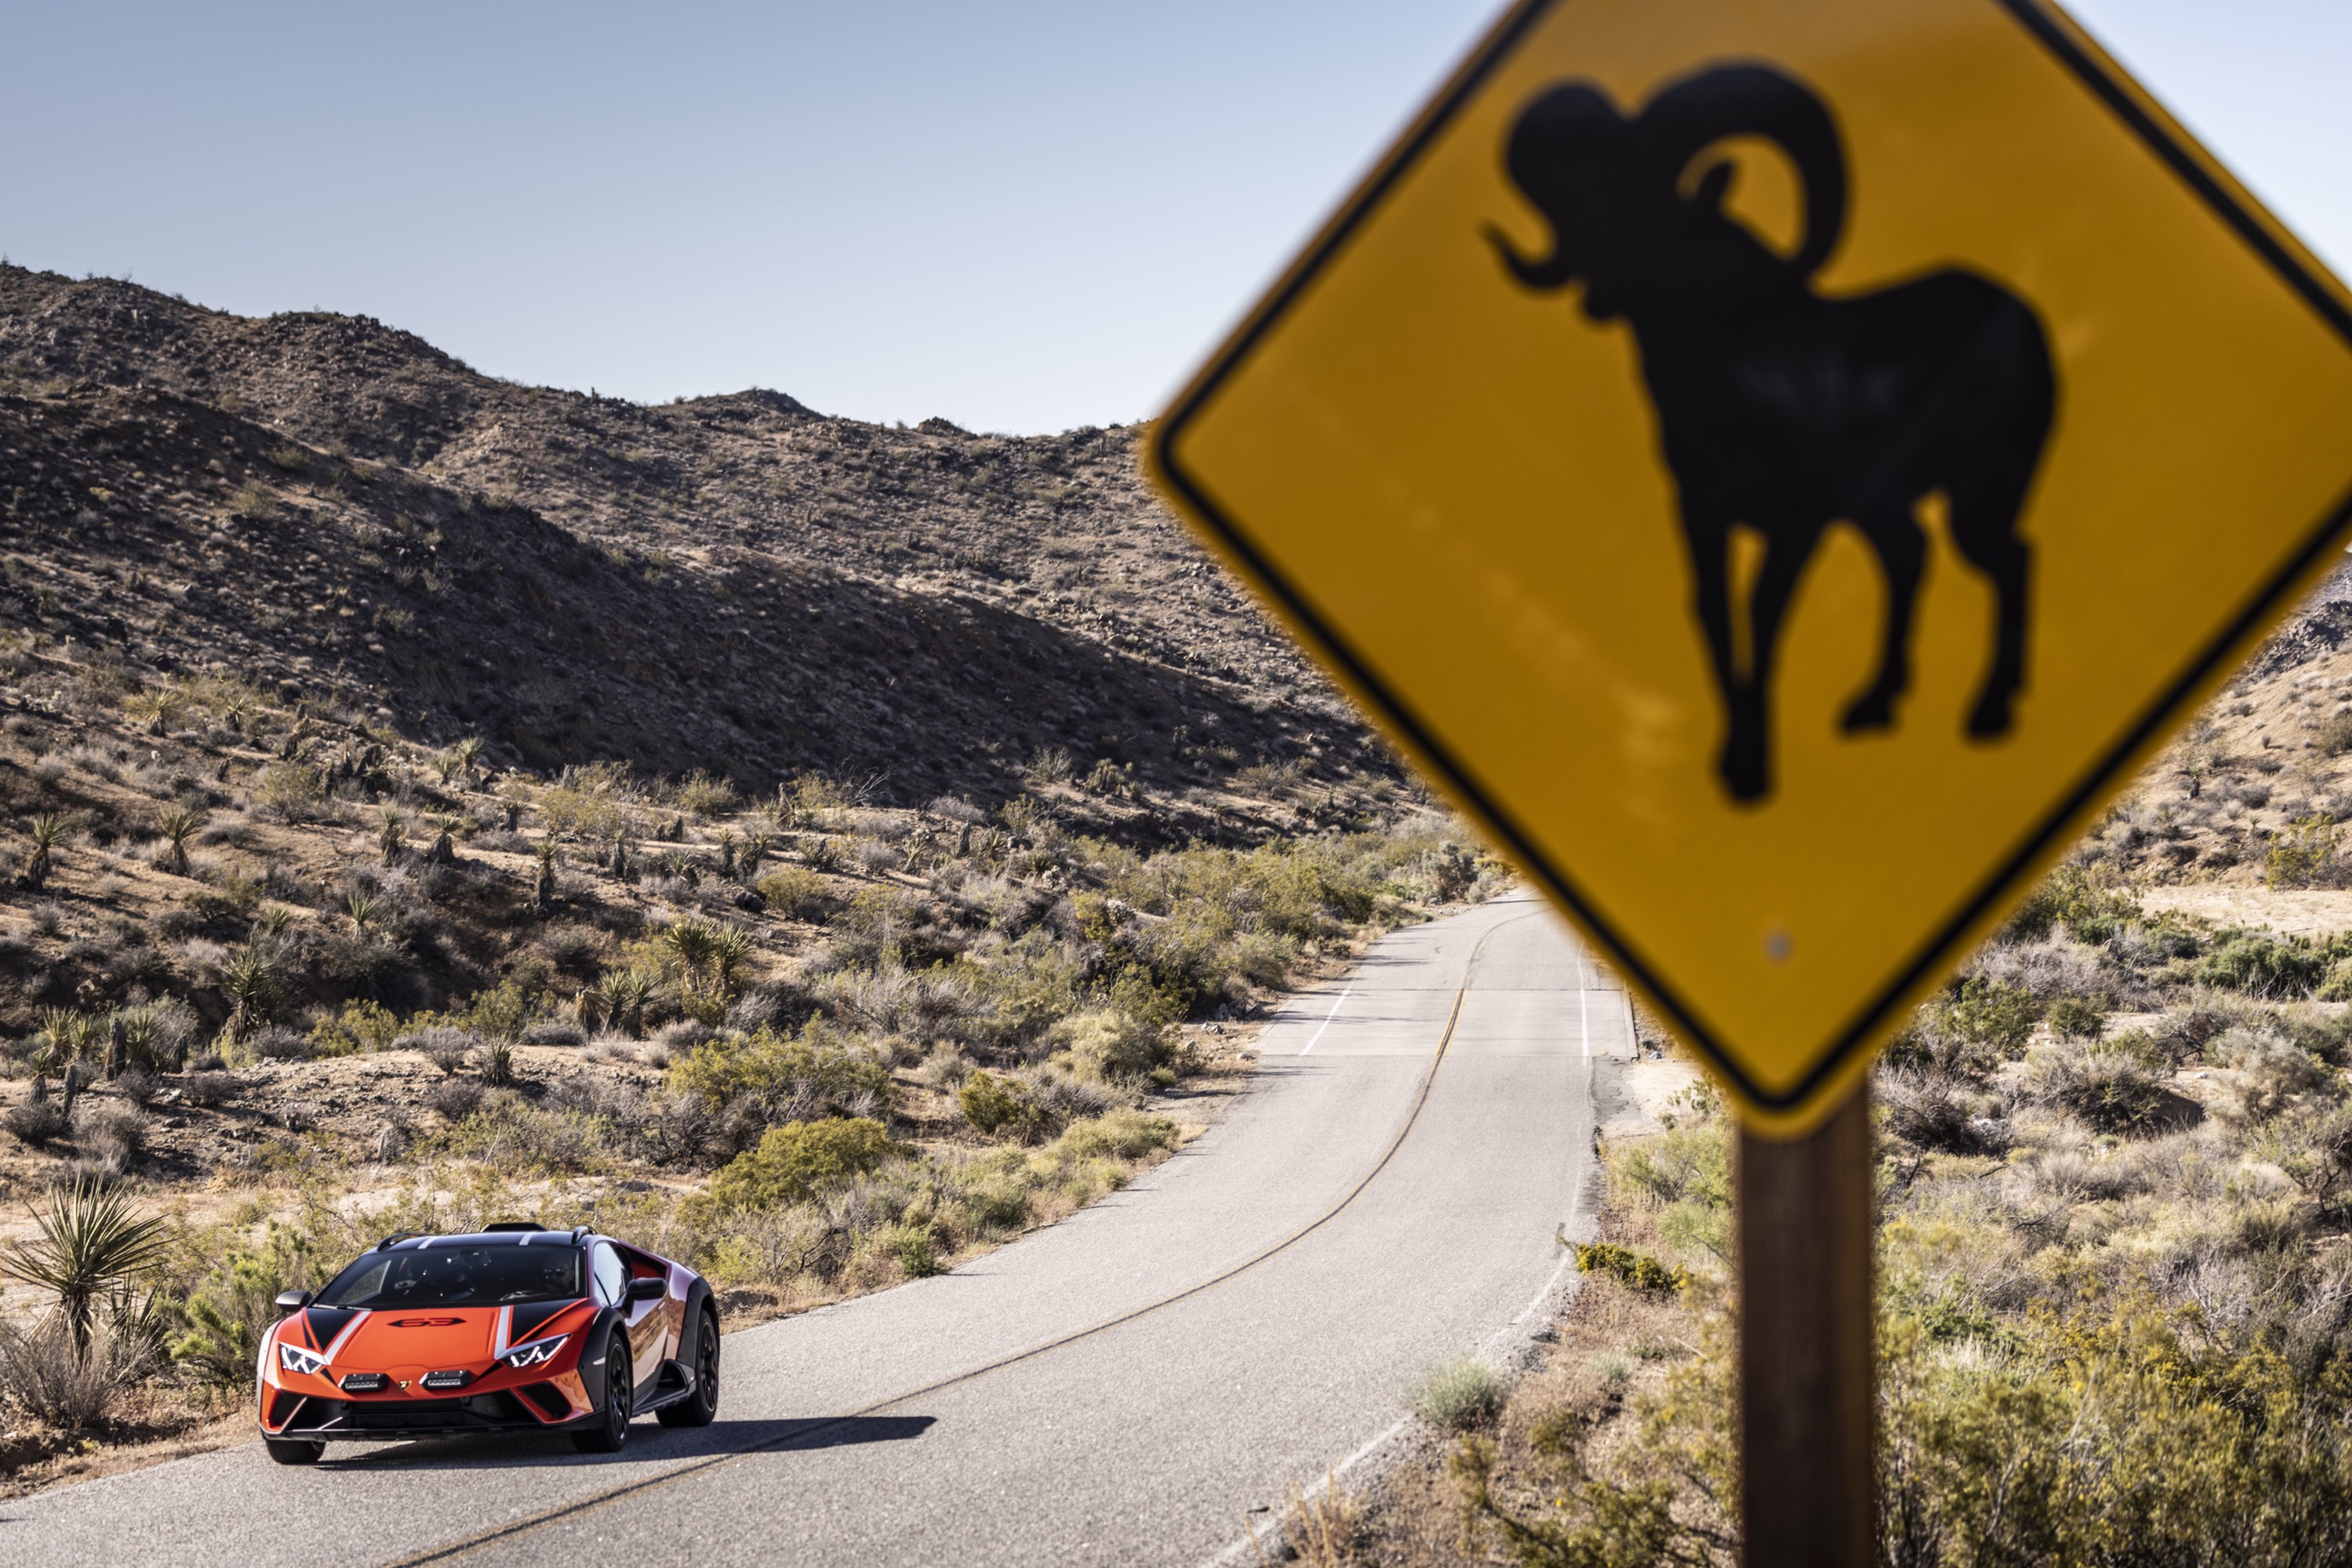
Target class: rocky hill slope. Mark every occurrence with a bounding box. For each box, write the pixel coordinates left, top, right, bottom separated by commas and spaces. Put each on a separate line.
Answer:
0, 264, 1389, 837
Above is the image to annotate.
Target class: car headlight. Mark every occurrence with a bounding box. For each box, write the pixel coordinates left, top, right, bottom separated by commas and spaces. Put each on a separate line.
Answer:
278, 1341, 329, 1377
500, 1333, 569, 1370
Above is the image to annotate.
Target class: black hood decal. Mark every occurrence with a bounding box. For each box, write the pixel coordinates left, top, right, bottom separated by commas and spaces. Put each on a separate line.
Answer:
508, 1298, 581, 1343
301, 1306, 360, 1348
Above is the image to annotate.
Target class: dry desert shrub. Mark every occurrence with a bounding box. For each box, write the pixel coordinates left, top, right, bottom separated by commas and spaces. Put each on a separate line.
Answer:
1250, 1472, 1362, 1568
0, 1313, 159, 1428
1413, 1357, 1505, 1432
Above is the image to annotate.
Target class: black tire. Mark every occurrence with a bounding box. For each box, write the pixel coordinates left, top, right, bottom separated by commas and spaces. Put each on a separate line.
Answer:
264, 1437, 325, 1466
658, 1306, 720, 1428
572, 1329, 634, 1454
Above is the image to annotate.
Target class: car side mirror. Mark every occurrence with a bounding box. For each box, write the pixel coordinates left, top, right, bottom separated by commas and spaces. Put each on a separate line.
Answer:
626, 1276, 666, 1302
274, 1289, 312, 1312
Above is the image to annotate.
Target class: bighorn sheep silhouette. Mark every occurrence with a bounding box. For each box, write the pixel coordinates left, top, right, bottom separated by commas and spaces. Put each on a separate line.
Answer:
1490, 64, 2057, 803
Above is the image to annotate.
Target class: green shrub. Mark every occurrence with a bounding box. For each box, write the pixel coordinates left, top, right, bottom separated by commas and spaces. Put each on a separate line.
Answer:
307, 999, 401, 1057
676, 771, 739, 818
2025, 1046, 2176, 1134
667, 1024, 893, 1124
251, 764, 328, 823
1053, 1108, 1178, 1162
707, 1117, 899, 1210
1572, 1241, 1689, 1294
532, 761, 637, 841
170, 1221, 321, 1385
2002, 865, 2140, 945
459, 982, 532, 1042
886, 1222, 942, 1278
438, 1098, 607, 1173
2196, 932, 2326, 997
2045, 993, 2110, 1041
757, 866, 826, 919
1933, 975, 2042, 1060
958, 1069, 1036, 1138
1613, 1127, 1730, 1211
2267, 815, 2341, 888
1047, 1007, 1174, 1082
1414, 1357, 1506, 1431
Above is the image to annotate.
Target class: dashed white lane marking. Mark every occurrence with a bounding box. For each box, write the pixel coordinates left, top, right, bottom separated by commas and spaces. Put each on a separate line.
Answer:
1296, 986, 1352, 1057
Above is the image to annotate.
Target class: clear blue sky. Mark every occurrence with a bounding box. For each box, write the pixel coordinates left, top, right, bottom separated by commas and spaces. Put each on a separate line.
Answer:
0, 2, 2343, 434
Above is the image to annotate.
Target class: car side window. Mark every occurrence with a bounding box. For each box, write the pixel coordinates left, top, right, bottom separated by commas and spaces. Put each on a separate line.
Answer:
591, 1243, 626, 1307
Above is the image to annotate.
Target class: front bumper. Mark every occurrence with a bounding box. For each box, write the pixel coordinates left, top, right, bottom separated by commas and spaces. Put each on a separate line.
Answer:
264, 1382, 590, 1442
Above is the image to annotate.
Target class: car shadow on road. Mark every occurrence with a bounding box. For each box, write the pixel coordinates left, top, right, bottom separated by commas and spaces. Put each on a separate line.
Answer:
325, 1415, 937, 1470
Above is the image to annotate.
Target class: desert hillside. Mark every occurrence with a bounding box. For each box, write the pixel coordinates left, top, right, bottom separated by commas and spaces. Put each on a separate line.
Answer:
0, 265, 1385, 829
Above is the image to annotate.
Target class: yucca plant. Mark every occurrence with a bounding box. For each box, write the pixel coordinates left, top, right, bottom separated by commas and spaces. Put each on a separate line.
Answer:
424, 813, 463, 866
0, 1181, 172, 1352
659, 917, 721, 990
377, 808, 406, 866
114, 1004, 162, 1070
534, 840, 559, 915
708, 925, 755, 996
23, 812, 64, 890
740, 833, 771, 881
452, 735, 485, 786
595, 969, 654, 1039
344, 888, 382, 934
30, 1007, 83, 1076
155, 804, 204, 877
215, 946, 285, 1041
126, 688, 187, 736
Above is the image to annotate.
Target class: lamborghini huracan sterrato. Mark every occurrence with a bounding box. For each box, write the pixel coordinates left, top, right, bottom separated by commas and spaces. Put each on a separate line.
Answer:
256, 1223, 720, 1465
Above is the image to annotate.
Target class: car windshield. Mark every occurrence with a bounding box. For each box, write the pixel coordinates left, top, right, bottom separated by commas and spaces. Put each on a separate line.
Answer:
316, 1244, 584, 1308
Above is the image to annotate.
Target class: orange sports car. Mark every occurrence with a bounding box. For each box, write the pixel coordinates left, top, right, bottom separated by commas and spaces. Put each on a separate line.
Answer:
256, 1223, 720, 1464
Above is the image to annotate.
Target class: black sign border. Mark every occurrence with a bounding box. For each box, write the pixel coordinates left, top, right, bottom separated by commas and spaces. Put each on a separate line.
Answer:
1152, 0, 2352, 1115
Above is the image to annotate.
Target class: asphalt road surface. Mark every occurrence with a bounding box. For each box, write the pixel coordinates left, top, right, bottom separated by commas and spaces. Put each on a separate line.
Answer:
0, 894, 1622, 1566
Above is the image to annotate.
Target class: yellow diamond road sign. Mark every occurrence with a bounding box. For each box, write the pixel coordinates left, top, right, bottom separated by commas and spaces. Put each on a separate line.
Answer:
1146, 0, 2352, 1130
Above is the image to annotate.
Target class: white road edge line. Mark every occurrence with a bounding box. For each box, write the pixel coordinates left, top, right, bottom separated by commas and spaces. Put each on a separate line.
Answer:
1578, 949, 1590, 1058
1297, 986, 1352, 1056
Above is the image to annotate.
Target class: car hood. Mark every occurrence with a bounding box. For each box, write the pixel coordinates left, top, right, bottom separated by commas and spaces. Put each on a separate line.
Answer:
293, 1298, 588, 1373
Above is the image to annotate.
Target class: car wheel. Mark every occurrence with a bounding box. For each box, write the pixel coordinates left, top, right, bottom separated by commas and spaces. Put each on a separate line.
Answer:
264, 1438, 325, 1466
572, 1328, 634, 1454
658, 1305, 720, 1428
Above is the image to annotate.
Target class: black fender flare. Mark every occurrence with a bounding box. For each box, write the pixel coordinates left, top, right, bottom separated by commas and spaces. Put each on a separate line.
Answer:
677, 1278, 717, 1378
579, 1305, 628, 1411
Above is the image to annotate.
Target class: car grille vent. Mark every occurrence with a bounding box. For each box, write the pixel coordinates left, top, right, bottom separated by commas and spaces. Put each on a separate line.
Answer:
514, 1381, 570, 1422
471, 1390, 534, 1422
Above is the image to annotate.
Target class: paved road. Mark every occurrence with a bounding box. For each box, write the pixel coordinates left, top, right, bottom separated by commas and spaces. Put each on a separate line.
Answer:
0, 895, 1622, 1566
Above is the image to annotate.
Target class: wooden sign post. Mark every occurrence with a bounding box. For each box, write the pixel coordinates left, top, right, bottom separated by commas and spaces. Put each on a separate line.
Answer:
1739, 1086, 1874, 1566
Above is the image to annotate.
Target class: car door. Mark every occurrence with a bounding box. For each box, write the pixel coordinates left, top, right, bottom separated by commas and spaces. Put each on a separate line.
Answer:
615, 1247, 669, 1392
589, 1243, 650, 1394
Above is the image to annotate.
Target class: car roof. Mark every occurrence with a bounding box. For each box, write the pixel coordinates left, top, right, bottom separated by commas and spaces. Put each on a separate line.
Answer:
374, 1226, 593, 1252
